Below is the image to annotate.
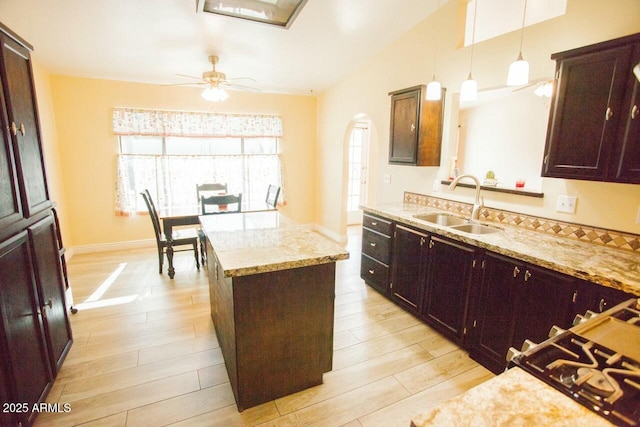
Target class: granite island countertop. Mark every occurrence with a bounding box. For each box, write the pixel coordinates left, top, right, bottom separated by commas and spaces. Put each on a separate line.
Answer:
199, 210, 349, 277
410, 367, 613, 426
361, 202, 640, 296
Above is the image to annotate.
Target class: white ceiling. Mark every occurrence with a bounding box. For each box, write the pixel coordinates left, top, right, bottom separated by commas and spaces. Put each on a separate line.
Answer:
0, 0, 440, 95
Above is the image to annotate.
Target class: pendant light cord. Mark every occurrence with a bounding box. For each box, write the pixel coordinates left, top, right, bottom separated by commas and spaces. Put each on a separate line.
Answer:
468, 0, 479, 75
518, 0, 528, 54
432, 0, 440, 76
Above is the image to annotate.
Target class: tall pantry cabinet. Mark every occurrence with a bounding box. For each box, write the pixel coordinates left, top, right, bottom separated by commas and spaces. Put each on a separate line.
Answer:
0, 23, 73, 426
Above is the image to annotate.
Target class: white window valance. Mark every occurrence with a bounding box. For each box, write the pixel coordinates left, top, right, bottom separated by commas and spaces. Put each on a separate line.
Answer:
112, 108, 283, 138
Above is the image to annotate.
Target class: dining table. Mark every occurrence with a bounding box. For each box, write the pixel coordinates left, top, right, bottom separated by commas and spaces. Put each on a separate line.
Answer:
158, 202, 275, 279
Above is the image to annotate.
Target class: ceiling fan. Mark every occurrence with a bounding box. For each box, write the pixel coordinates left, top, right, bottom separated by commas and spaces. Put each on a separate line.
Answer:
170, 55, 260, 101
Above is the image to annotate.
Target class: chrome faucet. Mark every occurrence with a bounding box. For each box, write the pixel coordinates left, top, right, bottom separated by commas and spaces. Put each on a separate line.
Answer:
448, 174, 484, 222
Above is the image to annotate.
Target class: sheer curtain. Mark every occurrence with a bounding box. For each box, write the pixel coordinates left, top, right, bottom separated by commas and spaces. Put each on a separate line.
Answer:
113, 108, 283, 215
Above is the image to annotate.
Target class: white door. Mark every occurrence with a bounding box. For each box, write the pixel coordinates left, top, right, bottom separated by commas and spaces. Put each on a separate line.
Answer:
347, 121, 370, 225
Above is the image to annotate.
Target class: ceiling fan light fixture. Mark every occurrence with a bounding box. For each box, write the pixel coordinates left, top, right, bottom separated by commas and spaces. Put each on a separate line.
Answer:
202, 85, 229, 102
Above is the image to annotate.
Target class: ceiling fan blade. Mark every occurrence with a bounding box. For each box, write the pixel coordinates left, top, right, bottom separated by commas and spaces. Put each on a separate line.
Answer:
221, 82, 261, 92
175, 73, 202, 80
227, 76, 257, 83
161, 82, 207, 87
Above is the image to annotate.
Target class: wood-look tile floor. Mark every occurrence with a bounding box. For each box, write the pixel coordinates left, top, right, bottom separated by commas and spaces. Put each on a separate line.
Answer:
35, 226, 494, 427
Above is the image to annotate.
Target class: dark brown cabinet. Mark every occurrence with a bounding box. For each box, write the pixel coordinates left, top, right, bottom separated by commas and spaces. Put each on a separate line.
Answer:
388, 85, 445, 166
390, 224, 428, 312
360, 213, 393, 295
542, 32, 640, 183
0, 23, 72, 426
422, 235, 477, 345
0, 232, 53, 427
468, 252, 576, 374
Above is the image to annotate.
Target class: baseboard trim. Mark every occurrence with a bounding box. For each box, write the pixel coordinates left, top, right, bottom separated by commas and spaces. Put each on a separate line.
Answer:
70, 239, 155, 256
311, 223, 348, 244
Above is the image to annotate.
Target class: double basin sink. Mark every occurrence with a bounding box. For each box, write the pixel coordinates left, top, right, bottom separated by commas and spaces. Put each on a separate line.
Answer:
413, 213, 500, 235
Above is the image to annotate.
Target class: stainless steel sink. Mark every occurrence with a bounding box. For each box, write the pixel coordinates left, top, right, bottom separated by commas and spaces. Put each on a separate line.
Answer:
413, 213, 467, 227
449, 223, 501, 234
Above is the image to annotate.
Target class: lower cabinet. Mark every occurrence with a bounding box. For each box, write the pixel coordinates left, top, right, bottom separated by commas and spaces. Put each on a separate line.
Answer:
390, 225, 428, 312
0, 231, 54, 427
422, 235, 477, 344
360, 211, 637, 376
468, 252, 576, 374
0, 214, 73, 426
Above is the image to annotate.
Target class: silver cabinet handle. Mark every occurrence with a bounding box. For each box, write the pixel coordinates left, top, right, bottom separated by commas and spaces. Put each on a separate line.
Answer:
369, 242, 376, 247
605, 107, 614, 121
524, 270, 531, 282
411, 123, 415, 132
371, 221, 377, 226
368, 269, 375, 275
599, 298, 606, 312
513, 266, 520, 277
632, 105, 639, 120
43, 298, 53, 309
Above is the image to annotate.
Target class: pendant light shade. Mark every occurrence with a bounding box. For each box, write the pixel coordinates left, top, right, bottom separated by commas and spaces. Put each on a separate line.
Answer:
201, 85, 229, 102
426, 76, 442, 100
460, 73, 478, 102
460, 0, 479, 102
507, 0, 529, 86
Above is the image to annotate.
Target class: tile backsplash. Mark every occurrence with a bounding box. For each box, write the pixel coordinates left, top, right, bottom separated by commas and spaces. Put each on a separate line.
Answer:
404, 192, 640, 253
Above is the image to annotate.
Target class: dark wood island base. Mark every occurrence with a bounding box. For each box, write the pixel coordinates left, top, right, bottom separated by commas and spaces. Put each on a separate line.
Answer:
208, 245, 335, 411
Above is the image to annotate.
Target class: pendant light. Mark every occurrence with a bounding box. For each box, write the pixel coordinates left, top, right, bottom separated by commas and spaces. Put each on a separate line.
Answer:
426, 0, 442, 101
507, 0, 529, 86
460, 0, 479, 102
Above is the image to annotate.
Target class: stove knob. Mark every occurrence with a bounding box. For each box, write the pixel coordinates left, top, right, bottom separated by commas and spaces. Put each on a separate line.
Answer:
548, 325, 565, 338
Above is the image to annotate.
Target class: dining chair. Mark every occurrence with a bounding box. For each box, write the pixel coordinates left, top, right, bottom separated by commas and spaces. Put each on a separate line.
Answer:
265, 185, 281, 209
141, 190, 200, 274
200, 193, 242, 215
196, 183, 228, 203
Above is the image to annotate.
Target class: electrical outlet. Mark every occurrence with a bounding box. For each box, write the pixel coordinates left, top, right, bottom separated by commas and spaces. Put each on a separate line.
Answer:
383, 174, 391, 184
556, 195, 577, 214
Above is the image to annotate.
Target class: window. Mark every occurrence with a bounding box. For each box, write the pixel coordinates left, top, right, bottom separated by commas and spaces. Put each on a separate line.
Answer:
113, 108, 283, 215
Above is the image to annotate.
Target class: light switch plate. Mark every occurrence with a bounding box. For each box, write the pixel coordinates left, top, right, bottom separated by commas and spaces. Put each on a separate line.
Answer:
556, 195, 577, 214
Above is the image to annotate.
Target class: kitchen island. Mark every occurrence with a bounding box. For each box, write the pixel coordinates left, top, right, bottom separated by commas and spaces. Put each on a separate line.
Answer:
199, 211, 349, 411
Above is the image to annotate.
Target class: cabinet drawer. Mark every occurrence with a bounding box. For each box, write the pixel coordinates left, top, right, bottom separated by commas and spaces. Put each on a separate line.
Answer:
363, 214, 393, 236
361, 254, 389, 294
362, 229, 391, 264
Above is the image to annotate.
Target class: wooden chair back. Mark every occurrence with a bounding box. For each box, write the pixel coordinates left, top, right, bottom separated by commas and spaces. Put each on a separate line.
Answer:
201, 193, 242, 215
265, 185, 281, 208
141, 191, 163, 242
196, 183, 228, 203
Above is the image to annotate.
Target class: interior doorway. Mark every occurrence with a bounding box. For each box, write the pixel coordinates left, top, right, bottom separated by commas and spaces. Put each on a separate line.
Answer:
346, 120, 370, 225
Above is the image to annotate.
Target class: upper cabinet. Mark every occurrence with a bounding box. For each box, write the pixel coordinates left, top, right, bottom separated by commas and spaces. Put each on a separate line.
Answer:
388, 85, 445, 166
542, 32, 640, 183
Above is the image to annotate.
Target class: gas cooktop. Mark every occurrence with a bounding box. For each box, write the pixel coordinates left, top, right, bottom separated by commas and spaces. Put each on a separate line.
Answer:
511, 298, 640, 426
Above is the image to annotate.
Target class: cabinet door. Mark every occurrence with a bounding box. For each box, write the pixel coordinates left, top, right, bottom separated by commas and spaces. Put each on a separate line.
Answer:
615, 48, 640, 183
510, 265, 575, 350
0, 231, 52, 426
29, 215, 73, 374
0, 34, 49, 217
0, 80, 22, 237
422, 236, 476, 344
390, 225, 428, 312
471, 252, 520, 374
543, 45, 633, 180
0, 360, 17, 427
389, 90, 419, 164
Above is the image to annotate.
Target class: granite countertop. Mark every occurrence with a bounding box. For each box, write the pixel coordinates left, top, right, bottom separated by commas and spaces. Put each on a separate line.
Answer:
199, 210, 349, 277
361, 202, 640, 296
410, 367, 613, 426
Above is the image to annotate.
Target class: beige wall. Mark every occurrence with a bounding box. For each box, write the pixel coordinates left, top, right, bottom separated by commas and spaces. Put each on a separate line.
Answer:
48, 76, 317, 247
317, 0, 640, 236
